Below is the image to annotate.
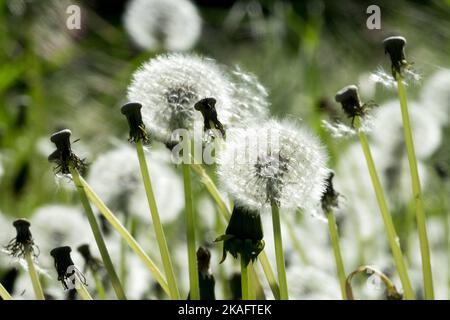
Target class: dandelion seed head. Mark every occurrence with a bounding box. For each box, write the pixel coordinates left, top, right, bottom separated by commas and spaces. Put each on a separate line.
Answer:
420, 69, 450, 125
123, 0, 201, 51
217, 119, 329, 211
87, 144, 183, 223
128, 54, 268, 145
371, 100, 442, 160
128, 54, 235, 144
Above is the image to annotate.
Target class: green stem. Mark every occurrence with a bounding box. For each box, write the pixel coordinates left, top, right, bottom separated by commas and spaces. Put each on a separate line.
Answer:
190, 163, 280, 299
356, 117, 415, 300
271, 203, 289, 300
326, 211, 347, 300
182, 163, 200, 300
136, 141, 180, 300
91, 269, 107, 300
77, 174, 170, 296
240, 257, 250, 300
285, 219, 310, 264
24, 249, 45, 300
397, 78, 434, 300
75, 276, 93, 300
0, 282, 12, 300
70, 166, 127, 300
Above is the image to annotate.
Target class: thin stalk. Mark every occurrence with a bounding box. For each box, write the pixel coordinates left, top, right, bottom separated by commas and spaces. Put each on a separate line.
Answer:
75, 276, 93, 300
91, 269, 107, 300
119, 216, 129, 289
240, 258, 250, 300
182, 163, 200, 300
135, 140, 180, 300
0, 283, 12, 300
70, 166, 127, 300
190, 163, 280, 299
326, 211, 347, 300
271, 203, 289, 300
356, 117, 415, 299
396, 78, 434, 299
285, 219, 310, 264
24, 249, 45, 300
77, 175, 170, 296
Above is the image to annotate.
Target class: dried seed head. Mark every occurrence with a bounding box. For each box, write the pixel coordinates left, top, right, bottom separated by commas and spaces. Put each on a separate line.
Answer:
121, 102, 150, 144
383, 36, 408, 78
48, 128, 86, 175
335, 85, 362, 118
50, 246, 86, 290
194, 97, 226, 138
77, 244, 102, 273
5, 218, 39, 258
196, 246, 211, 275
215, 203, 264, 266
50, 129, 72, 152
321, 172, 339, 213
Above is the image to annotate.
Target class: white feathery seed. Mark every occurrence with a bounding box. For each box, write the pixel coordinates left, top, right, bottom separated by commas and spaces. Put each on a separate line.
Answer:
128, 54, 269, 145
217, 119, 329, 211
87, 144, 183, 223
123, 0, 201, 51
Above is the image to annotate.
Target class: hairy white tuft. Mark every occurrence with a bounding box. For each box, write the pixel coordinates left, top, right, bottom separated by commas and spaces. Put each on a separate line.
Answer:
217, 119, 329, 211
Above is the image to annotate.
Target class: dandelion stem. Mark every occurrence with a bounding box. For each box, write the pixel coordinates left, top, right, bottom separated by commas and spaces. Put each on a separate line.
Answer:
24, 249, 45, 300
356, 117, 415, 299
240, 258, 250, 300
70, 166, 127, 300
75, 275, 93, 300
326, 211, 347, 300
190, 163, 280, 299
271, 203, 289, 300
76, 173, 170, 296
396, 78, 434, 299
92, 269, 107, 300
0, 283, 12, 300
182, 163, 200, 300
135, 140, 180, 300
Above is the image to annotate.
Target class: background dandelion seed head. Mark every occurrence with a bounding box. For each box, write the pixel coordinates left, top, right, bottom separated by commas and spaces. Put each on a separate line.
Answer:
123, 0, 201, 51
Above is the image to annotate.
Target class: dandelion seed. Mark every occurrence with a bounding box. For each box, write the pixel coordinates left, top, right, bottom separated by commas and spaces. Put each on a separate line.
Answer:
127, 54, 268, 146
123, 0, 201, 51
217, 119, 329, 211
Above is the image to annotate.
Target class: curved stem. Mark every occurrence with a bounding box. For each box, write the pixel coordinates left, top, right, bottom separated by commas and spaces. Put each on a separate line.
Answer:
136, 141, 180, 300
240, 257, 250, 300
397, 78, 434, 299
70, 166, 127, 300
24, 249, 45, 300
271, 203, 289, 300
0, 283, 12, 300
326, 211, 347, 300
182, 163, 200, 300
78, 175, 170, 296
356, 117, 415, 299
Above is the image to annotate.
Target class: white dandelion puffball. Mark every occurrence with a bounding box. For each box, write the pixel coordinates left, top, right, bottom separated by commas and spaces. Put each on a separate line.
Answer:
123, 0, 201, 51
127, 53, 269, 145
87, 144, 183, 223
30, 204, 96, 270
420, 69, 450, 125
217, 119, 329, 211
370, 100, 442, 160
